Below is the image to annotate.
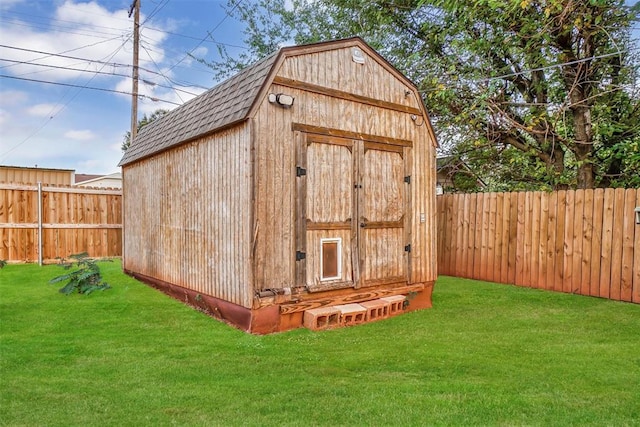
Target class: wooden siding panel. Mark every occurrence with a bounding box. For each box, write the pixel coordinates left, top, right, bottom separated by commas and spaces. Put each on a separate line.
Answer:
123, 127, 252, 308
251, 49, 436, 290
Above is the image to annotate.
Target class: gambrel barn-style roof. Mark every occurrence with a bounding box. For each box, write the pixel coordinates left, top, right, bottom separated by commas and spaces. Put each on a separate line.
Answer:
120, 53, 278, 166
120, 37, 435, 166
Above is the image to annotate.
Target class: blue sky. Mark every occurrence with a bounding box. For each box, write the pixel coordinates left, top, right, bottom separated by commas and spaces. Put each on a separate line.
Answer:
1, 1, 638, 175
0, 0, 249, 174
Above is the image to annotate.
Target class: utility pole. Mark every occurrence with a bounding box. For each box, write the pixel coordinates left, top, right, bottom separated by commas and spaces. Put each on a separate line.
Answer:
129, 0, 140, 141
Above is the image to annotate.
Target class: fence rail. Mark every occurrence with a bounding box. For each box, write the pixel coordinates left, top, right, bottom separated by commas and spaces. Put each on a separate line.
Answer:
437, 189, 640, 303
0, 183, 122, 263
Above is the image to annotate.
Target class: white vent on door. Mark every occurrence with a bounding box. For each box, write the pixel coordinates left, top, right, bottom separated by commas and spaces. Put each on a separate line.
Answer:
320, 238, 342, 281
352, 47, 365, 64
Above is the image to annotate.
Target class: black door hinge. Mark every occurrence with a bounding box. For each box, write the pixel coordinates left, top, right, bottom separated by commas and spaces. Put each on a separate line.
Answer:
404, 175, 411, 184
404, 244, 411, 253
296, 251, 306, 261
296, 166, 307, 177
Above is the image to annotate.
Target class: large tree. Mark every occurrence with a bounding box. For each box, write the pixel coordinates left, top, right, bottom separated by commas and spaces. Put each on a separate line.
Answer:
213, 0, 640, 189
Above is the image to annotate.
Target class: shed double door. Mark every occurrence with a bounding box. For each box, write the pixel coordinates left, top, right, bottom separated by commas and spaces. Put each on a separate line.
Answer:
296, 133, 410, 291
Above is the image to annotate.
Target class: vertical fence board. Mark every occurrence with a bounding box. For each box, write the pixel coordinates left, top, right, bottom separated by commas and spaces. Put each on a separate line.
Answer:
599, 189, 615, 298
454, 193, 464, 277
562, 190, 575, 293
500, 192, 511, 284
545, 191, 558, 291
620, 189, 636, 302
463, 193, 478, 277
523, 192, 533, 287
633, 189, 640, 303
480, 193, 490, 281
436, 196, 445, 273
530, 192, 541, 288
458, 194, 473, 277
538, 192, 549, 289
473, 193, 484, 279
590, 189, 604, 297
494, 192, 504, 284
580, 190, 594, 296
487, 192, 497, 283
443, 194, 454, 275
554, 191, 567, 292
571, 190, 584, 294
508, 192, 519, 284
515, 192, 526, 286
609, 188, 626, 301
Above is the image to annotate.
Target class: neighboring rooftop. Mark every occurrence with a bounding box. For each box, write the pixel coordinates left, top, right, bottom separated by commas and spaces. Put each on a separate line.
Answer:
75, 174, 103, 184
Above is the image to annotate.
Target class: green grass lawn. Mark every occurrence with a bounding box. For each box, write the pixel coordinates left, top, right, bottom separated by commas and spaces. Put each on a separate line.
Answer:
1, 261, 639, 426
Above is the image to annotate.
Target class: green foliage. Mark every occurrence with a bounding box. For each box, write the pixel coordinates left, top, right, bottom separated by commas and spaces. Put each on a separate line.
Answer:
49, 253, 111, 295
0, 259, 6, 269
121, 109, 169, 152
214, 0, 640, 189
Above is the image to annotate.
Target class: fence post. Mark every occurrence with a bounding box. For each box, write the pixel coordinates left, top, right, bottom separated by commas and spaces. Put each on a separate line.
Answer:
37, 182, 43, 266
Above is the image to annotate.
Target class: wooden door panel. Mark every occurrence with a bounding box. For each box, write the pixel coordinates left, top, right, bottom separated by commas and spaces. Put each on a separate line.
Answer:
303, 137, 355, 290
360, 145, 408, 286
362, 228, 406, 285
361, 147, 404, 222
306, 142, 352, 223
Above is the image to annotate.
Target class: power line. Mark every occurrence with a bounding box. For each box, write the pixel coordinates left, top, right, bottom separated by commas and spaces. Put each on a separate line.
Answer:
0, 74, 181, 105
0, 57, 201, 96
140, 0, 169, 26
139, 43, 184, 103
0, 44, 210, 90
166, 0, 245, 73
142, 27, 247, 50
0, 37, 126, 71
2, 19, 128, 40
0, 37, 137, 161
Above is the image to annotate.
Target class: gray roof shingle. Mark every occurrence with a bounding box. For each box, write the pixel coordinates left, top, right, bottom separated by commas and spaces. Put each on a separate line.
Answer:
119, 52, 278, 166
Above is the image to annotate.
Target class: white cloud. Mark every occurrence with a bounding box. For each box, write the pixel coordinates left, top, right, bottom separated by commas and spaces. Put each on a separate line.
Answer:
0, 0, 168, 82
27, 103, 62, 117
64, 129, 96, 140
0, 90, 28, 106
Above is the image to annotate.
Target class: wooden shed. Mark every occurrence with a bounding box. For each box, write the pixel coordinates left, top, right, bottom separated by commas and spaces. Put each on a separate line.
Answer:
119, 38, 438, 333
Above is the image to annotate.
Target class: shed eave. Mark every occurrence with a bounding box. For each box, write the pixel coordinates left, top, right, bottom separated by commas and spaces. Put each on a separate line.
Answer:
118, 117, 250, 167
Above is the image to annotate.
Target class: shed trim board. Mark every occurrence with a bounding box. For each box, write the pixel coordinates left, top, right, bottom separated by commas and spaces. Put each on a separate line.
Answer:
291, 123, 413, 147
273, 76, 423, 115
120, 37, 437, 333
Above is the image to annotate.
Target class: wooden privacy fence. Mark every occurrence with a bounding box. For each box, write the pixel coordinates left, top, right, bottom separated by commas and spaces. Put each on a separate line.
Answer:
0, 183, 122, 263
437, 188, 640, 303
